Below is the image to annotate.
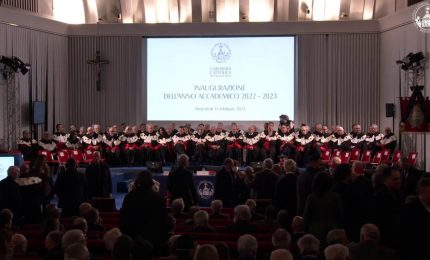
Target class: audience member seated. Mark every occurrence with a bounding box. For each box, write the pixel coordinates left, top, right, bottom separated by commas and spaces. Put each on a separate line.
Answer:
324, 244, 350, 260
193, 244, 219, 260
226, 205, 258, 234
276, 210, 290, 231
166, 215, 176, 237
186, 210, 216, 233
256, 205, 278, 227
237, 234, 258, 260
261, 228, 291, 260
79, 203, 93, 219
64, 243, 89, 260
112, 235, 134, 260
270, 249, 293, 260
291, 216, 306, 244
42, 205, 61, 237
12, 233, 27, 257
184, 206, 200, 225
167, 234, 181, 259
70, 217, 88, 236
326, 229, 350, 246
213, 242, 230, 260
209, 200, 230, 220
296, 234, 320, 260
61, 229, 86, 250
45, 230, 64, 260
348, 223, 397, 260
103, 228, 122, 254
174, 234, 198, 260
171, 198, 188, 219
245, 199, 264, 221
132, 237, 154, 260
0, 229, 13, 260
0, 209, 13, 230
85, 208, 105, 232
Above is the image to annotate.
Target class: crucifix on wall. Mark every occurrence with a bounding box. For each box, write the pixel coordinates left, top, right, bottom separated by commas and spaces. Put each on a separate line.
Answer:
87, 50, 109, 91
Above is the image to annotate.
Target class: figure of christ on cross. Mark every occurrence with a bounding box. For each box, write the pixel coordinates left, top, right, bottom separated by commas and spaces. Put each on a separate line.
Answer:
87, 50, 109, 91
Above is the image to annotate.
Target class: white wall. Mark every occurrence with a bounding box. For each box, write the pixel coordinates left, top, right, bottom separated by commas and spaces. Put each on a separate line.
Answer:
380, 6, 430, 171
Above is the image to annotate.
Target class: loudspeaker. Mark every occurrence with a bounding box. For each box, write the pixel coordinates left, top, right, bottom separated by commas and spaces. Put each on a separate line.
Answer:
386, 103, 395, 117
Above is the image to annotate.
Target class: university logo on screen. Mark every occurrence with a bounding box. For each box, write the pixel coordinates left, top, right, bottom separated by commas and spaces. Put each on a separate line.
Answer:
210, 43, 232, 77
413, 2, 430, 33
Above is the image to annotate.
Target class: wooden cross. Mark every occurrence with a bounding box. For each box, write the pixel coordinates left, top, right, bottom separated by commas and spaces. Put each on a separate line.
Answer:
87, 50, 109, 91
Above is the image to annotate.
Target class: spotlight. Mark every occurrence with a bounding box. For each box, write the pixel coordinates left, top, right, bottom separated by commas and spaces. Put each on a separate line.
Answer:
0, 56, 18, 72
396, 52, 426, 70
12, 56, 29, 75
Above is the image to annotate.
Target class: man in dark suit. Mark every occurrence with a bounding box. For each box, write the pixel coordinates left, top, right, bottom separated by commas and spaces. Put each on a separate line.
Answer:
400, 177, 430, 260
252, 158, 279, 199
348, 223, 398, 260
373, 167, 403, 249
399, 157, 424, 196
0, 166, 22, 224
296, 155, 323, 216
120, 170, 169, 255
167, 154, 197, 210
85, 151, 112, 199
274, 159, 298, 216
214, 158, 236, 207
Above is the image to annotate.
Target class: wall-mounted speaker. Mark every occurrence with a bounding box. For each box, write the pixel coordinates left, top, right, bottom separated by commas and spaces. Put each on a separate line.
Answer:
386, 103, 395, 117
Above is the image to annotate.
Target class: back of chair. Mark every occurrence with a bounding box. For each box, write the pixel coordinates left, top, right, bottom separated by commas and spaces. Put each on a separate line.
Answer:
408, 152, 418, 165
321, 149, 332, 162
350, 149, 361, 161
381, 149, 391, 163
361, 150, 372, 164
371, 151, 383, 165
70, 149, 84, 163
57, 150, 69, 164
340, 151, 351, 164
84, 149, 94, 161
391, 150, 402, 165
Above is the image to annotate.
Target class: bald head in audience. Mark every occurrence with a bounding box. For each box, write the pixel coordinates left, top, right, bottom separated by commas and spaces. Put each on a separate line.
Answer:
324, 244, 350, 260
64, 243, 89, 260
62, 229, 86, 249
270, 249, 293, 260
237, 234, 258, 259
103, 228, 122, 252
272, 228, 291, 249
12, 234, 27, 256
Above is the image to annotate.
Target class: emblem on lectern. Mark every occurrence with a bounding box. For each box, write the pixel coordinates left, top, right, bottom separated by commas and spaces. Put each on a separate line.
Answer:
197, 181, 214, 200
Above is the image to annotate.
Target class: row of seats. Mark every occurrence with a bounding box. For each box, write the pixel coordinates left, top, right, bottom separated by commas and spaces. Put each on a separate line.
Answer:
320, 148, 417, 166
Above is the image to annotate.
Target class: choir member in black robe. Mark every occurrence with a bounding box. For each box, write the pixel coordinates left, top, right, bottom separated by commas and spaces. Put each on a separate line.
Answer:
328, 126, 351, 151
206, 126, 225, 165
242, 125, 260, 166
378, 127, 397, 153
172, 126, 190, 157
293, 125, 315, 167
259, 122, 278, 161
157, 127, 172, 164
365, 123, 384, 155
52, 123, 67, 150
191, 125, 207, 163
38, 132, 57, 153
17, 130, 37, 161
122, 126, 141, 166
140, 124, 160, 162
225, 123, 243, 163
277, 124, 295, 158
349, 123, 367, 152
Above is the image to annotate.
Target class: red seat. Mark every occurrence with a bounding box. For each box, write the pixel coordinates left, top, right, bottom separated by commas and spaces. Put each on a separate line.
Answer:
350, 149, 361, 162
333, 149, 341, 158
84, 149, 94, 161
391, 150, 402, 166
321, 149, 332, 164
340, 151, 351, 164
57, 150, 69, 166
360, 150, 372, 165
37, 150, 57, 164
381, 149, 391, 164
407, 152, 418, 165
370, 151, 383, 166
